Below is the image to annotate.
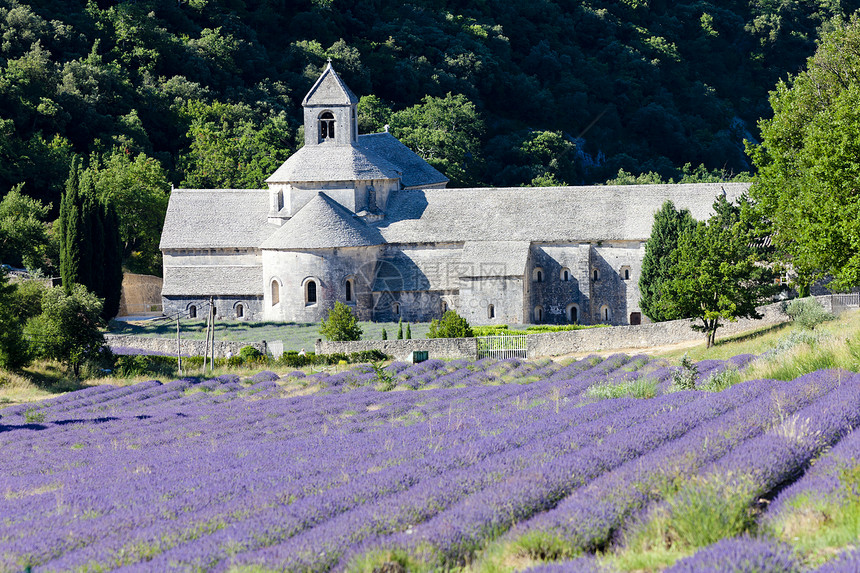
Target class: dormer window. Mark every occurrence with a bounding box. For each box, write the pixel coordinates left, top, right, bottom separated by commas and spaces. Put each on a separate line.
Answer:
319, 111, 335, 141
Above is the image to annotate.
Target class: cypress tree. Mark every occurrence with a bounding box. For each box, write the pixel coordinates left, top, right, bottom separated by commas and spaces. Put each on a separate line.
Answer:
59, 161, 82, 295
397, 318, 403, 339
381, 328, 388, 340
406, 323, 411, 339
639, 201, 696, 322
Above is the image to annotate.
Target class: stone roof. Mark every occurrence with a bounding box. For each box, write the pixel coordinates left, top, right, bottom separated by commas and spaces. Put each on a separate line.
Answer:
459, 241, 531, 277
302, 62, 359, 106
357, 132, 448, 189
265, 144, 402, 185
372, 245, 463, 291
260, 192, 384, 250
376, 183, 751, 243
161, 265, 263, 296
160, 189, 274, 250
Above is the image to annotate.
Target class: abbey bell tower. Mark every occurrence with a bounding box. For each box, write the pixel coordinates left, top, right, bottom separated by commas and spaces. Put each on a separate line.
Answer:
302, 60, 359, 147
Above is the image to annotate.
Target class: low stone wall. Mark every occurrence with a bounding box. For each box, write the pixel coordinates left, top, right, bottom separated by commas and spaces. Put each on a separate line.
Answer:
105, 334, 266, 359
528, 302, 790, 358
315, 338, 478, 362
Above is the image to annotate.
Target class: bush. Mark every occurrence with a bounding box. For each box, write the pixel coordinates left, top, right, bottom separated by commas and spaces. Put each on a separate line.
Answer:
671, 354, 698, 391
786, 297, 834, 330
320, 302, 362, 341
427, 310, 473, 338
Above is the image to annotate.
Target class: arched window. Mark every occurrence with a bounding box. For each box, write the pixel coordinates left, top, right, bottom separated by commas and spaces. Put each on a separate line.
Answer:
271, 280, 280, 305
306, 280, 317, 304
600, 305, 611, 323
567, 304, 578, 324
561, 268, 571, 282
533, 267, 544, 282
488, 304, 495, 319
189, 305, 197, 319
236, 304, 244, 318
345, 279, 353, 302
393, 302, 400, 315
534, 306, 543, 323
441, 301, 448, 313
319, 111, 335, 140
592, 269, 600, 282
621, 265, 631, 280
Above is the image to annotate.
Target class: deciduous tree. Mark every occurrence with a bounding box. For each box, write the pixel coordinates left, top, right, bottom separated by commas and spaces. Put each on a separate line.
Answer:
320, 301, 362, 342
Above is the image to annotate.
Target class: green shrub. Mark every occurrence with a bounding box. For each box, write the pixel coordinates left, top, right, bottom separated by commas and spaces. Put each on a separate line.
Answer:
786, 297, 834, 330
427, 310, 473, 338
320, 302, 362, 341
239, 345, 264, 361
671, 354, 698, 391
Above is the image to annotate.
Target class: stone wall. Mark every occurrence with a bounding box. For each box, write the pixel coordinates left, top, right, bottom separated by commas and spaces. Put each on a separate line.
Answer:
315, 338, 478, 362
105, 334, 267, 358
527, 302, 789, 357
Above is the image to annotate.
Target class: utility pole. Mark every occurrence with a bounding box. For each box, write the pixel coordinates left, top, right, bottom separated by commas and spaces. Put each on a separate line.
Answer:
203, 301, 211, 372
175, 312, 182, 375
209, 296, 216, 371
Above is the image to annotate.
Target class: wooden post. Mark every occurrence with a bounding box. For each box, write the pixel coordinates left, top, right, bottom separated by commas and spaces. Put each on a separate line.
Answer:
176, 313, 182, 375
203, 302, 211, 372
210, 296, 216, 371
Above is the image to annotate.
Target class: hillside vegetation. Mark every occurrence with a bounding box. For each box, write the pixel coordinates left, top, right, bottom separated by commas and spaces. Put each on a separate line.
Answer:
2, 0, 855, 210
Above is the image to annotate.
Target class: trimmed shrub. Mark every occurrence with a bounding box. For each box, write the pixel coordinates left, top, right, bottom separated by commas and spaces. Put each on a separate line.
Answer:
786, 297, 834, 330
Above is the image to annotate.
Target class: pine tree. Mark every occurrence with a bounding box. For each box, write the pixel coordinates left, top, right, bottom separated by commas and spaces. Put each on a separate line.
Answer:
639, 201, 696, 322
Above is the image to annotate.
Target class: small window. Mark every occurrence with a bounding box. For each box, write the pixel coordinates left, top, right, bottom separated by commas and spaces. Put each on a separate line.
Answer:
624, 269, 630, 280
567, 304, 578, 324
271, 280, 280, 305
601, 305, 611, 322
189, 305, 197, 319
561, 268, 571, 282
345, 279, 353, 302
319, 111, 335, 140
236, 304, 244, 318
441, 301, 448, 313
630, 312, 641, 325
593, 269, 600, 282
306, 280, 317, 304
393, 302, 400, 315
488, 304, 495, 319
533, 267, 544, 282
534, 306, 543, 323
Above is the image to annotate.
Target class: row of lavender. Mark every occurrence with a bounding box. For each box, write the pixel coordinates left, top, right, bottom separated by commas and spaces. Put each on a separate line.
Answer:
0, 354, 856, 572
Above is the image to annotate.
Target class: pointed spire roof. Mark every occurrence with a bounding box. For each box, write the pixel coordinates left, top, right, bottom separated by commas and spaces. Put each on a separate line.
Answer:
260, 192, 384, 250
302, 61, 359, 106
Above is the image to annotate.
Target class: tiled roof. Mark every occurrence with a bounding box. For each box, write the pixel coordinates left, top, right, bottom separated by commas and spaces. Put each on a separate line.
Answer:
459, 242, 531, 277
357, 132, 448, 189
302, 63, 359, 106
161, 265, 263, 296
260, 193, 384, 250
159, 189, 275, 250
265, 144, 401, 184
376, 183, 751, 243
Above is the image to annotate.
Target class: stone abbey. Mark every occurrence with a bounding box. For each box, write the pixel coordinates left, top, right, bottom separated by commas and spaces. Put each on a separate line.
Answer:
160, 64, 746, 326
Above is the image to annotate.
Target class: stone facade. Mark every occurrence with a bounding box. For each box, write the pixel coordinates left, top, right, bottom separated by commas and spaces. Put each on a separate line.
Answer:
161, 64, 747, 328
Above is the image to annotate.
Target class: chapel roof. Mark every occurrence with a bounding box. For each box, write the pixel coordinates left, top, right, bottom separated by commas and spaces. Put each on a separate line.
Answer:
357, 132, 448, 188
302, 62, 359, 106
260, 192, 384, 250
159, 189, 275, 250
375, 182, 752, 244
265, 143, 402, 184
161, 265, 263, 296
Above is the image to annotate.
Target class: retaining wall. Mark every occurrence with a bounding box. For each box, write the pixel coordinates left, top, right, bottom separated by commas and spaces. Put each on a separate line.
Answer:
315, 338, 478, 362
105, 334, 267, 359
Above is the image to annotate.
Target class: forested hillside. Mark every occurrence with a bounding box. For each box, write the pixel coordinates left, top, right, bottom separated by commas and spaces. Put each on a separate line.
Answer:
0, 0, 855, 271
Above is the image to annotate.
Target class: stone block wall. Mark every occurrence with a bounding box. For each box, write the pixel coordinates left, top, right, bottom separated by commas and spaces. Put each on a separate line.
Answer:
316, 338, 478, 362
105, 335, 267, 358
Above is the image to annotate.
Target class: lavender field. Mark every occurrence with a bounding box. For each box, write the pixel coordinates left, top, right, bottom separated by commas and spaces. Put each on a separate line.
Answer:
1, 354, 858, 572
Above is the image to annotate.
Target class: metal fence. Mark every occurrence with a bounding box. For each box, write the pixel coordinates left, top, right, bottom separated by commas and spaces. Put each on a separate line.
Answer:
830, 293, 860, 315
476, 335, 528, 360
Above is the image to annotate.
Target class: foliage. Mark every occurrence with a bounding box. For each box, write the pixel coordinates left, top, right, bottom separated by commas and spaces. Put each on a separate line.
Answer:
58, 161, 123, 319
427, 310, 473, 338
0, 270, 29, 368
786, 297, 835, 330
381, 328, 387, 340
405, 323, 411, 339
389, 93, 484, 187
238, 345, 264, 362
319, 302, 362, 342
663, 196, 779, 347
671, 354, 699, 391
0, 183, 51, 271
639, 201, 697, 322
24, 284, 106, 377
397, 318, 403, 340
749, 17, 860, 292
89, 148, 170, 275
